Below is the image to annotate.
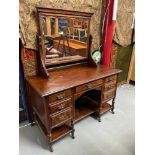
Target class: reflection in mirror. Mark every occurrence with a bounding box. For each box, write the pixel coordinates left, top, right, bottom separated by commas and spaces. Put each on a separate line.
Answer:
41, 15, 89, 66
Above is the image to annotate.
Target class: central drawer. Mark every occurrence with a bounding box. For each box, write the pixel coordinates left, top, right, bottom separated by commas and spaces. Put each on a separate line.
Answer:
50, 108, 72, 127
76, 79, 103, 93
49, 98, 72, 114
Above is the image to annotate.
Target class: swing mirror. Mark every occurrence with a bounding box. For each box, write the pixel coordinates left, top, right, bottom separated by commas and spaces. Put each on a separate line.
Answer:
37, 7, 93, 69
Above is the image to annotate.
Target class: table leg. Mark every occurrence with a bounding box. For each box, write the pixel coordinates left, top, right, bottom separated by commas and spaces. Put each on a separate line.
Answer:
111, 97, 115, 114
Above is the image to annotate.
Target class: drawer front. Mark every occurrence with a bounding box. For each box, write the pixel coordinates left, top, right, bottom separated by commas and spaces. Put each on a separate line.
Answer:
104, 80, 116, 91
48, 89, 71, 103
50, 108, 72, 126
103, 89, 115, 101
49, 98, 72, 114
76, 79, 103, 93
105, 75, 117, 83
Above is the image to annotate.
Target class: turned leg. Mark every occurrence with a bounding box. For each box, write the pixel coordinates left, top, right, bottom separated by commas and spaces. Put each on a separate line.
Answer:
98, 115, 101, 122
71, 120, 75, 139
47, 132, 53, 152
49, 142, 53, 152
111, 97, 115, 114
71, 128, 75, 139
32, 112, 36, 126
97, 107, 102, 122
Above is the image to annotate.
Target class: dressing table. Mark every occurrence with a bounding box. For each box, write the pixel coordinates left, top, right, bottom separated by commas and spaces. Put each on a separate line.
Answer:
25, 7, 121, 152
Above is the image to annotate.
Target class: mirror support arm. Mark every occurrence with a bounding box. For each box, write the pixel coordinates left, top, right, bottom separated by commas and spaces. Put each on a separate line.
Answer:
37, 36, 49, 78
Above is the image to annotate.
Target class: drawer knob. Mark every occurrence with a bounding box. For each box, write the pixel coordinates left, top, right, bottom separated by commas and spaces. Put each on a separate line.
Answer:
59, 115, 66, 121
57, 93, 65, 99
108, 86, 113, 89
87, 84, 92, 89
57, 104, 65, 110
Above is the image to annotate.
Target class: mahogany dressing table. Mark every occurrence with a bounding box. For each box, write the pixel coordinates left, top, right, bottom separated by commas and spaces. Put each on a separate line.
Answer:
25, 7, 121, 152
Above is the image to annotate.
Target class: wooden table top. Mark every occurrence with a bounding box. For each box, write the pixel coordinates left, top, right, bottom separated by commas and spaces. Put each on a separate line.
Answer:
26, 65, 121, 97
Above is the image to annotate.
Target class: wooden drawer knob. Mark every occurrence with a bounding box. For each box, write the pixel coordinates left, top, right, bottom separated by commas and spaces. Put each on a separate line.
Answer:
57, 93, 65, 100
87, 84, 92, 89
57, 104, 65, 110
108, 86, 113, 89
59, 115, 66, 121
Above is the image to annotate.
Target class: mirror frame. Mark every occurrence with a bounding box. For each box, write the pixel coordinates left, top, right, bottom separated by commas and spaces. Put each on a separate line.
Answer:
36, 7, 94, 78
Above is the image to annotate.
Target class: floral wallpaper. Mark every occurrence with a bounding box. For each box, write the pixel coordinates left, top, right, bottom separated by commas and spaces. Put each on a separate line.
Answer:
113, 0, 135, 46
19, 0, 102, 51
21, 48, 37, 76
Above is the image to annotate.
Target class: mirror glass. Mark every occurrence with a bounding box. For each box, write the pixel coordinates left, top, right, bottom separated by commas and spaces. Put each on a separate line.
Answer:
40, 15, 89, 66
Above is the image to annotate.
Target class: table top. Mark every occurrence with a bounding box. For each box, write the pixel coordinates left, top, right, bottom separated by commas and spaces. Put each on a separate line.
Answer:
26, 64, 121, 97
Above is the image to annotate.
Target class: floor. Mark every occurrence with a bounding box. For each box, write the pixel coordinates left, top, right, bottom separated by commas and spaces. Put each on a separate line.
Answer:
19, 84, 135, 155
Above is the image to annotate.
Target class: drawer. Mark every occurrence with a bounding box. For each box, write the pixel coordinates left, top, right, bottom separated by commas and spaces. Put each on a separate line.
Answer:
48, 89, 71, 103
49, 98, 72, 114
50, 108, 72, 127
76, 79, 103, 93
104, 75, 117, 83
104, 80, 116, 91
103, 88, 115, 101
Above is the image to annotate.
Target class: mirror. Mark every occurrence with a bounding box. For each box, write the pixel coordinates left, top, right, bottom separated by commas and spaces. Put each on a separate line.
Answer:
37, 8, 93, 69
